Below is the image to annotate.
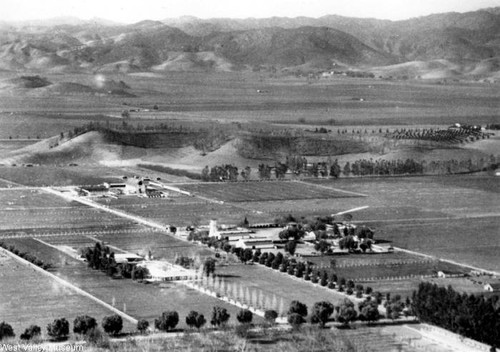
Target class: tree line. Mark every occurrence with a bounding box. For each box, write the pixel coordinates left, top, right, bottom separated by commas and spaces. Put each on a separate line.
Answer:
412, 282, 500, 348
0, 241, 53, 270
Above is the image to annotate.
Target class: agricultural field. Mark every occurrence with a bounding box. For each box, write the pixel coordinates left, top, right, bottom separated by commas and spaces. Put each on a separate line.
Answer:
0, 165, 130, 187
100, 195, 269, 226
303, 175, 500, 272
177, 180, 363, 202
0, 250, 134, 334
0, 189, 140, 233
0, 237, 261, 328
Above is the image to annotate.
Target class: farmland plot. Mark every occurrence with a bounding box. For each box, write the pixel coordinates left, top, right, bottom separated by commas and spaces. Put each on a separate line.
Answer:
0, 251, 134, 334
0, 238, 261, 328
177, 181, 362, 202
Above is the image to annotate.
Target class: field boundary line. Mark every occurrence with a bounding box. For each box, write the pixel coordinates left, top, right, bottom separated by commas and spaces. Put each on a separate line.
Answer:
393, 247, 500, 276
293, 180, 368, 197
0, 246, 138, 325
403, 324, 489, 352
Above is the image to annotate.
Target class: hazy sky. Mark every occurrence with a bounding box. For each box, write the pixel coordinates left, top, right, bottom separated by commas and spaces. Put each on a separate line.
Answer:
3, 0, 500, 23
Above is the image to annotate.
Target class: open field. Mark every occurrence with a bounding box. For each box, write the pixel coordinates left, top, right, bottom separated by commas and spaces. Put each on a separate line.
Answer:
0, 190, 140, 232
99, 195, 269, 227
301, 175, 500, 272
177, 181, 363, 202
0, 251, 135, 334
0, 237, 261, 328
0, 165, 132, 187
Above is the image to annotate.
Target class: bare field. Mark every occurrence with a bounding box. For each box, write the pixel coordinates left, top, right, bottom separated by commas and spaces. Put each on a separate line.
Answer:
177, 181, 362, 202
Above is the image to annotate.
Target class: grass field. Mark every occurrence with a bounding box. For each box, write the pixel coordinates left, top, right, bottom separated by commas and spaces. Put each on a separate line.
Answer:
0, 251, 134, 334
0, 165, 129, 187
177, 181, 362, 202
0, 237, 262, 328
303, 175, 500, 272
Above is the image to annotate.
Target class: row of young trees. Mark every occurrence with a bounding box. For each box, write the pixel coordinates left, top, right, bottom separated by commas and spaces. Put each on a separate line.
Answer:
412, 282, 500, 348
0, 241, 53, 270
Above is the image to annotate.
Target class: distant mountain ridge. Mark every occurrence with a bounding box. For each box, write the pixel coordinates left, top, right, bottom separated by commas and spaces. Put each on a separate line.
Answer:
1, 7, 500, 76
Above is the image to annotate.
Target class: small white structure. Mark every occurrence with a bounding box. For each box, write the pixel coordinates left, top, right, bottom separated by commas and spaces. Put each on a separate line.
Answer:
136, 261, 196, 282
114, 253, 144, 264
235, 238, 275, 250
484, 283, 500, 292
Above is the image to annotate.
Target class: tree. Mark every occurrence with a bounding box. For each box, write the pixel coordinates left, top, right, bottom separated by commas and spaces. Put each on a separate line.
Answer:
210, 306, 230, 327
320, 271, 328, 287
237, 309, 253, 325
284, 240, 297, 255
240, 248, 253, 264
203, 258, 216, 277
137, 319, 149, 334
314, 240, 330, 255
185, 311, 206, 330
360, 303, 380, 324
73, 315, 97, 335
264, 310, 278, 325
47, 318, 69, 341
155, 311, 179, 332
0, 322, 15, 340
20, 325, 41, 341
102, 315, 123, 336
121, 110, 130, 118
288, 300, 308, 318
288, 313, 306, 329
311, 301, 334, 328
338, 299, 358, 326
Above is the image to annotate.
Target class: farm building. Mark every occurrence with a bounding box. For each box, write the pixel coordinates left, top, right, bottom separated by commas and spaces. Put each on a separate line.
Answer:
136, 261, 195, 282
114, 253, 144, 265
235, 238, 275, 250
79, 185, 109, 197
437, 270, 466, 279
483, 283, 500, 292
208, 220, 253, 240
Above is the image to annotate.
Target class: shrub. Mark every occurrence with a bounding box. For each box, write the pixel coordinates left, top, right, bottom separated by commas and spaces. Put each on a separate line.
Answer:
47, 318, 69, 341
346, 288, 354, 295
0, 322, 15, 340
73, 315, 97, 335
155, 311, 179, 332
85, 327, 109, 348
20, 325, 41, 341
102, 315, 123, 336
365, 286, 373, 295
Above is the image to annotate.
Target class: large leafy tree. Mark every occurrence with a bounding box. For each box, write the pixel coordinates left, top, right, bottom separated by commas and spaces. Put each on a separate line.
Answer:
310, 301, 334, 328
155, 311, 179, 332
47, 318, 69, 341
185, 311, 206, 329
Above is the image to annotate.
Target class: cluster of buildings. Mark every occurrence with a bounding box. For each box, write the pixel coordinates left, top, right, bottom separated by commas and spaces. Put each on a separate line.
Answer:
78, 177, 166, 198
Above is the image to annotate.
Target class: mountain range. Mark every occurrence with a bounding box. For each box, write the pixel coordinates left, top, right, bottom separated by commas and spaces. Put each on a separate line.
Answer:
1, 8, 500, 77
